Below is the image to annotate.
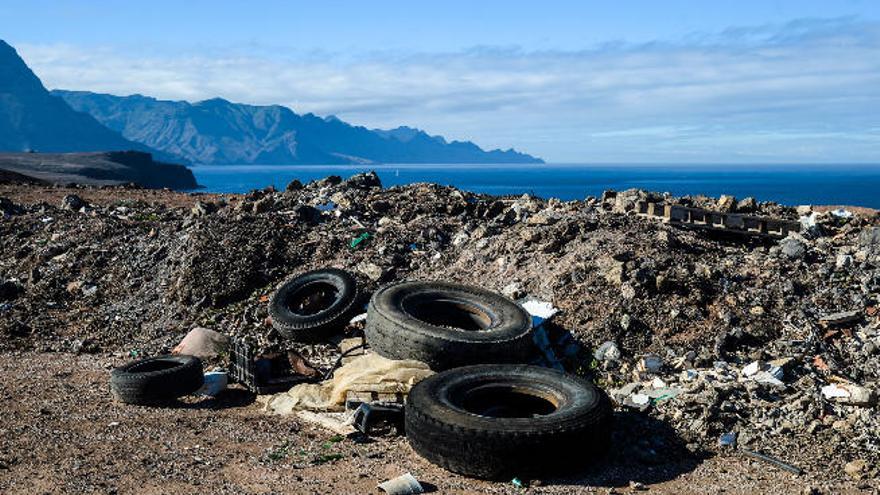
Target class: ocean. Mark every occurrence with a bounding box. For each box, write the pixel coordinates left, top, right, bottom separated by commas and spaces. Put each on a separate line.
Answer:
191, 163, 880, 208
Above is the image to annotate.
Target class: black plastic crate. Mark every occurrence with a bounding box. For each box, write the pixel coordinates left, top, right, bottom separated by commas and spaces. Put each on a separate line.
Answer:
229, 340, 312, 395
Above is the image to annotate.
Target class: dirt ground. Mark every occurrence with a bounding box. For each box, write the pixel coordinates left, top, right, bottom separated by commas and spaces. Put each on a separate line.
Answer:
0, 352, 867, 495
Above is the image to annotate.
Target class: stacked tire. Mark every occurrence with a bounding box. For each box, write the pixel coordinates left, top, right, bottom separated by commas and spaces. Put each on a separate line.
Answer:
362, 279, 613, 479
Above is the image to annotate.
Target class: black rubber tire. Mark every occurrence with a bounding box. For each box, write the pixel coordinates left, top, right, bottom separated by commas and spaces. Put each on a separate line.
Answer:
365, 281, 533, 370
269, 268, 360, 342
406, 364, 613, 479
110, 355, 204, 405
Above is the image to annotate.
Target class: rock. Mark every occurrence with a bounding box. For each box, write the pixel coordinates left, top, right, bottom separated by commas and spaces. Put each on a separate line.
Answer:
612, 188, 642, 214
292, 204, 321, 224
858, 227, 880, 253
253, 196, 274, 214
0, 197, 22, 216
597, 257, 626, 285
60, 194, 86, 211
594, 341, 622, 362
780, 236, 806, 259
343, 171, 381, 189
836, 254, 853, 269
191, 200, 216, 217
843, 459, 868, 480
796, 205, 813, 216
285, 179, 303, 191
716, 195, 736, 213
451, 232, 470, 247
172, 327, 230, 360
0, 279, 24, 302
357, 262, 386, 282
501, 283, 524, 300
737, 197, 757, 212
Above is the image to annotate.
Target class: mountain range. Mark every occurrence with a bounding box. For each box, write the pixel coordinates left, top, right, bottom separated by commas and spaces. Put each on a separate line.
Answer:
54, 91, 542, 165
1, 39, 542, 167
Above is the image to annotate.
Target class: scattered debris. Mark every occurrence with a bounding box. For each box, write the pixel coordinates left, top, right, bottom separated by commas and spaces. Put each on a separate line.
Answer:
821, 383, 877, 407
263, 353, 432, 414
196, 370, 228, 396
819, 310, 863, 327
740, 448, 803, 475
378, 473, 424, 495
172, 327, 230, 360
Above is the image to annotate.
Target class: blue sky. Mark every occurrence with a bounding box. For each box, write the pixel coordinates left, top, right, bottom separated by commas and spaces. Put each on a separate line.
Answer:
2, 0, 879, 163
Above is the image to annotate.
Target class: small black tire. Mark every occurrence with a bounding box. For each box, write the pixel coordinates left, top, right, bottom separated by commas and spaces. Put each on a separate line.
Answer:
269, 268, 360, 342
110, 355, 204, 405
405, 364, 612, 479
365, 281, 533, 370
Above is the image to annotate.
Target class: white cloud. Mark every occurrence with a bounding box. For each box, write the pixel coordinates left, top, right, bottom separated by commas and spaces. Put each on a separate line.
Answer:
15, 17, 880, 162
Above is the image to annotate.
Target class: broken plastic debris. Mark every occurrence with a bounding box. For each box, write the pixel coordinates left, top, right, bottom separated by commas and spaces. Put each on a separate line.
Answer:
196, 371, 229, 397
350, 232, 371, 249
821, 383, 877, 406
511, 477, 526, 488
719, 432, 737, 448
348, 312, 368, 324
520, 298, 558, 320
378, 473, 424, 495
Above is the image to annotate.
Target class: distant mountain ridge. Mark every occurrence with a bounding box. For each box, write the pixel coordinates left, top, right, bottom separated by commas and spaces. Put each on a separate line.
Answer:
54, 90, 544, 165
0, 40, 176, 162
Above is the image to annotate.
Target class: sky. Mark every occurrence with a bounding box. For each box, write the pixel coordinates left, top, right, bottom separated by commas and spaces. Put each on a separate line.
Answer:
1, 0, 879, 163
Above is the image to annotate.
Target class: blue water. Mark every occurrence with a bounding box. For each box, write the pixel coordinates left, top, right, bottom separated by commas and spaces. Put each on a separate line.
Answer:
191, 163, 880, 208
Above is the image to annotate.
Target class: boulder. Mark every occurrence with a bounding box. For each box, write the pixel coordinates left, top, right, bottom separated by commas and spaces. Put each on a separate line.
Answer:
60, 194, 86, 211
172, 327, 230, 360
716, 195, 737, 212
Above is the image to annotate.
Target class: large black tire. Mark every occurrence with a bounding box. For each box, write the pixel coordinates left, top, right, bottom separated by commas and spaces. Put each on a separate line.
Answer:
406, 364, 612, 479
365, 281, 533, 370
110, 355, 204, 405
269, 268, 360, 342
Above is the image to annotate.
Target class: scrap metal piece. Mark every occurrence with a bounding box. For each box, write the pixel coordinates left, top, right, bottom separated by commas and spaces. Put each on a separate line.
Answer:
352, 402, 405, 436
740, 448, 803, 475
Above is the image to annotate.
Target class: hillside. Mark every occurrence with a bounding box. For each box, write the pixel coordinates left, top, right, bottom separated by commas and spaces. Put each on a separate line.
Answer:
0, 151, 197, 189
0, 40, 172, 161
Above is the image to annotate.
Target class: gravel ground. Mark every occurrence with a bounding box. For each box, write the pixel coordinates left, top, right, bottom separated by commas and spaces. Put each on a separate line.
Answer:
0, 352, 865, 495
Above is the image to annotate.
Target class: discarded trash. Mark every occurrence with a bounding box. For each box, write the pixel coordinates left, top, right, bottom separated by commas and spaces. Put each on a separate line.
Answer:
229, 340, 315, 395
352, 402, 405, 436
636, 355, 664, 375
511, 477, 527, 488
350, 232, 371, 249
819, 310, 862, 327
196, 371, 229, 397
172, 327, 229, 360
740, 448, 803, 475
296, 410, 356, 436
520, 298, 558, 321
719, 432, 737, 448
378, 473, 424, 495
263, 353, 432, 414
821, 383, 877, 406
739, 360, 785, 387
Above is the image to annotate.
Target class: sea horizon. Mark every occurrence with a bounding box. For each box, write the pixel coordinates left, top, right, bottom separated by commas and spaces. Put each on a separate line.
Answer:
190, 162, 880, 208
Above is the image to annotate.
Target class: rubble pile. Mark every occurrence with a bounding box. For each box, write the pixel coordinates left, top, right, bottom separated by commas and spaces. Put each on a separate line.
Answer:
1, 175, 879, 481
